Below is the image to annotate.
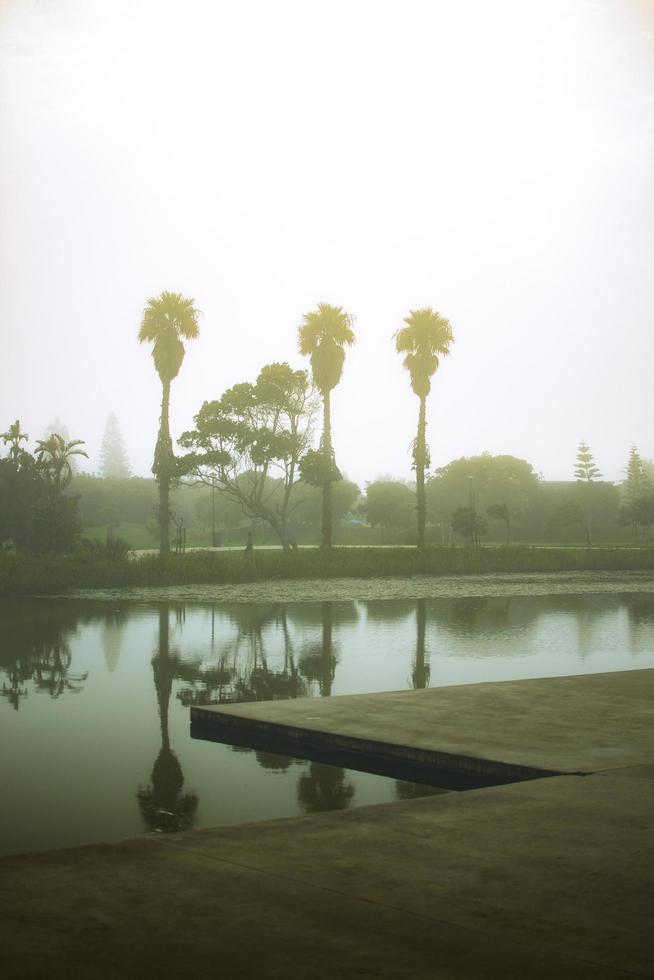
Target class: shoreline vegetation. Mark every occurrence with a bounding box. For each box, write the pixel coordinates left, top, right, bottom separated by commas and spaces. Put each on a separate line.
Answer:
1, 545, 653, 598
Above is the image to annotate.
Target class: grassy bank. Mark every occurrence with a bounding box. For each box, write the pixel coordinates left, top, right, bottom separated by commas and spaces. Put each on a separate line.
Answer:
1, 545, 653, 597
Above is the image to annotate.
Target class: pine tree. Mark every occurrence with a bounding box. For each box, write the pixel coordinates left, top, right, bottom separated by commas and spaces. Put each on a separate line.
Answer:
99, 413, 131, 479
574, 441, 601, 482
625, 445, 652, 505
574, 441, 601, 546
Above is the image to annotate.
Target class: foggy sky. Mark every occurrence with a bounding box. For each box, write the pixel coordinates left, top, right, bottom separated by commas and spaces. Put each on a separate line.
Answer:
1, 0, 653, 487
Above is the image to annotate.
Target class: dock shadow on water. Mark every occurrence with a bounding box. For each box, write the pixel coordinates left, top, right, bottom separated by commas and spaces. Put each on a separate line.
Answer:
1, 591, 653, 857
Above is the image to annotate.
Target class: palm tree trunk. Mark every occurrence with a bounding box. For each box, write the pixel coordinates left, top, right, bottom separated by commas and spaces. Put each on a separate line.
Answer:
416, 396, 427, 549
322, 391, 333, 549
320, 602, 334, 697
154, 605, 172, 752
157, 381, 172, 556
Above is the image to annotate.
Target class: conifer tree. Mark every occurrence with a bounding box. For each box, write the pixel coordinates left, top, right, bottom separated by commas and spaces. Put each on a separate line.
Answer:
621, 445, 654, 544
574, 441, 601, 546
574, 441, 601, 483
99, 413, 131, 479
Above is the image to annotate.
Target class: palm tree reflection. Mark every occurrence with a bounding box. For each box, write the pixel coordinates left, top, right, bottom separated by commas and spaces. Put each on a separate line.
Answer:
299, 602, 337, 697
137, 605, 198, 834
0, 602, 88, 709
412, 599, 430, 690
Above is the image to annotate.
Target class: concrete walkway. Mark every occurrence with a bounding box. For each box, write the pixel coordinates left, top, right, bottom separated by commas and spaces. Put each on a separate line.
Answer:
192, 668, 654, 781
2, 670, 654, 979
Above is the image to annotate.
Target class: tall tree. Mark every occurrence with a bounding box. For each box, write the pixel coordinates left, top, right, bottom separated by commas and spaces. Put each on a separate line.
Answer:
138, 291, 201, 555
298, 303, 355, 548
621, 445, 654, 544
574, 441, 602, 545
99, 412, 131, 478
574, 441, 601, 483
179, 362, 317, 549
394, 307, 453, 549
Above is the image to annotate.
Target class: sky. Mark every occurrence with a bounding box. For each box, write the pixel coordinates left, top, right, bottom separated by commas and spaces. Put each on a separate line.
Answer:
1, 0, 653, 487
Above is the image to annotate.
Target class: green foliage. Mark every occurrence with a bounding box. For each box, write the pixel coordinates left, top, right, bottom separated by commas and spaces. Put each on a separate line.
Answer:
393, 307, 453, 400
624, 445, 653, 505
547, 500, 584, 531
137, 290, 201, 555
2, 545, 654, 597
137, 291, 201, 386
486, 503, 510, 543
394, 307, 453, 551
364, 481, 415, 532
451, 506, 487, 545
179, 362, 317, 547
99, 412, 131, 478
293, 479, 360, 529
574, 441, 601, 482
429, 455, 538, 522
35, 433, 88, 492
0, 426, 83, 554
297, 303, 355, 396
298, 449, 341, 487
77, 535, 132, 561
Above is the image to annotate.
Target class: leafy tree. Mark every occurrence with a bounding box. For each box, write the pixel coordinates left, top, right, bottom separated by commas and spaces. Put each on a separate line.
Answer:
298, 303, 355, 548
35, 433, 88, 493
138, 291, 201, 556
547, 500, 585, 536
394, 308, 453, 549
99, 412, 131, 478
0, 426, 82, 553
428, 455, 539, 528
1, 420, 29, 463
486, 502, 511, 544
451, 506, 487, 546
574, 441, 602, 545
42, 419, 81, 474
297, 763, 355, 813
179, 363, 317, 548
363, 480, 415, 542
292, 478, 360, 536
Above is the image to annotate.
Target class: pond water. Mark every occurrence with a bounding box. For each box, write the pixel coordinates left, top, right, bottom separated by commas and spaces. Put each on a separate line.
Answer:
1, 588, 653, 858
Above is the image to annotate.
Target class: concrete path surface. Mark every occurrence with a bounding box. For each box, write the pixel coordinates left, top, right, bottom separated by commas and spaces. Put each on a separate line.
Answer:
192, 668, 654, 779
3, 669, 654, 979
0, 763, 652, 979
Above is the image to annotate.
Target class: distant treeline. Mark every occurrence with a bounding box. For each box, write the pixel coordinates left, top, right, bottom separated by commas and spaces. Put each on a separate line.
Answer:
68, 449, 648, 549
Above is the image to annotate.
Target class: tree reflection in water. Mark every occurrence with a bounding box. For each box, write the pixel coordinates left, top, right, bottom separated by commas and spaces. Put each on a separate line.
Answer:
297, 762, 355, 813
137, 604, 199, 834
412, 598, 430, 690
0, 602, 88, 710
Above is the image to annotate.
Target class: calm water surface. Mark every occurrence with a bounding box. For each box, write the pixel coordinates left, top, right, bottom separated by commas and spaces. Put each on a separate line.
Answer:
1, 591, 653, 858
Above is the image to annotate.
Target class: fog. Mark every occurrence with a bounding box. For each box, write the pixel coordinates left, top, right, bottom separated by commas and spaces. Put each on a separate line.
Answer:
1, 0, 652, 486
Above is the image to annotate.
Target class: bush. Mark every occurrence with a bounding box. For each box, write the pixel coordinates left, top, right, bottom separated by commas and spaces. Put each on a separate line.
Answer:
1, 544, 653, 597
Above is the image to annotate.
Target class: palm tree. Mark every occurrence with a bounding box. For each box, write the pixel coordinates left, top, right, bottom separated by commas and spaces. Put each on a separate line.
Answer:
138, 291, 201, 555
1, 420, 29, 462
35, 433, 88, 492
394, 308, 453, 549
298, 303, 355, 548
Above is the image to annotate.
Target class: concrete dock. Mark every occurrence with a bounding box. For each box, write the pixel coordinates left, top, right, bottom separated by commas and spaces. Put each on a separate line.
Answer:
1, 669, 654, 978
191, 668, 654, 782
